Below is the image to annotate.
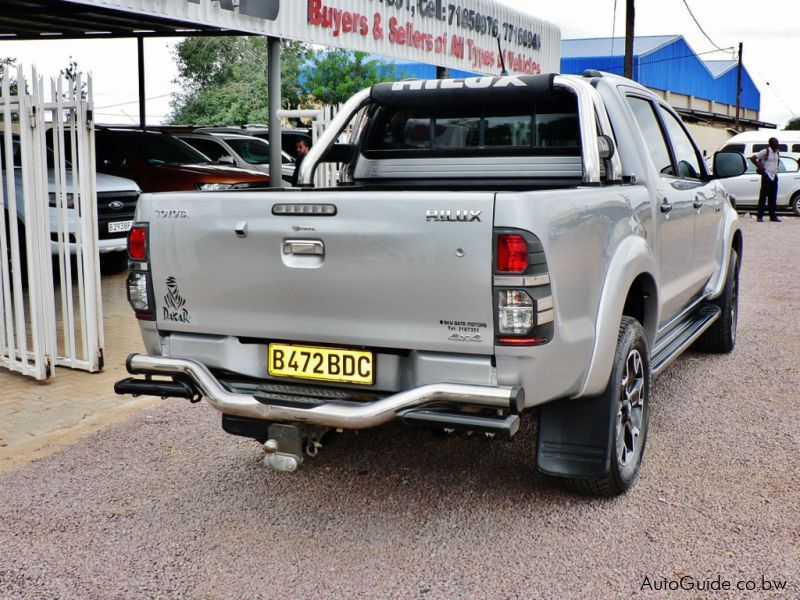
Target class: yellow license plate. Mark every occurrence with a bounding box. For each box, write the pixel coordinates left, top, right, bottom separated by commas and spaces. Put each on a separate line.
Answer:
268, 343, 374, 385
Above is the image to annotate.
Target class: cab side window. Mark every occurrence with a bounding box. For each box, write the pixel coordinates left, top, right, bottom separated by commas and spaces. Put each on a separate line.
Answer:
627, 96, 672, 175
659, 107, 703, 179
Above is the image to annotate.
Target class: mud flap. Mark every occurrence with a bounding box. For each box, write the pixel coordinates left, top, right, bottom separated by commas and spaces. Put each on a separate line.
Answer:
536, 394, 616, 479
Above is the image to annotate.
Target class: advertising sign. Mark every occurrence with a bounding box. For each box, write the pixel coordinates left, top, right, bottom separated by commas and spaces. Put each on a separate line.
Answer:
77, 0, 560, 75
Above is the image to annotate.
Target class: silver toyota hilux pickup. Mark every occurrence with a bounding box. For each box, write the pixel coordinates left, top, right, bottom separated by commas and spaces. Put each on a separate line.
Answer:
116, 72, 747, 496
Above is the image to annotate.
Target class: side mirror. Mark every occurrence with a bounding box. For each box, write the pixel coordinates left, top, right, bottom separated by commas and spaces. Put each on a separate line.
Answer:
712, 151, 747, 179
217, 155, 236, 166
321, 143, 355, 164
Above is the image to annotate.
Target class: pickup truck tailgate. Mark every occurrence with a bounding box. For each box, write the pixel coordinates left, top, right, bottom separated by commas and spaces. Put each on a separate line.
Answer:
146, 190, 496, 354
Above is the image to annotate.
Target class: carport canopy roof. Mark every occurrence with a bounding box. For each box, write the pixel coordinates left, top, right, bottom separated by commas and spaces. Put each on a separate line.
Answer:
0, 0, 236, 39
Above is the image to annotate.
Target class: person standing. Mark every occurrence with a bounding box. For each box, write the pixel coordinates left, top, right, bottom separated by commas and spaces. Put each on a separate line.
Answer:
750, 137, 782, 222
291, 138, 311, 187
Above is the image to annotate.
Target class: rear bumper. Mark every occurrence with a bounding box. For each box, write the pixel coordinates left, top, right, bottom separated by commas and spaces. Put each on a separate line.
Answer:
117, 353, 524, 431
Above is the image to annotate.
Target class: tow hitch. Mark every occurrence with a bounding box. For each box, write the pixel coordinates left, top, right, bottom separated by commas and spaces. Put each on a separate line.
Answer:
262, 423, 329, 473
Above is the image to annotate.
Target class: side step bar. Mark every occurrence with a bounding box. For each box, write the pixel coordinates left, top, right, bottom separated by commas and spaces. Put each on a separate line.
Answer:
117, 354, 524, 432
651, 303, 721, 376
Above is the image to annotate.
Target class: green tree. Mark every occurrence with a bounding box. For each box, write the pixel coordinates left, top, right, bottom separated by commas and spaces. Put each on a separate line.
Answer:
302, 50, 394, 105
60, 57, 87, 100
168, 37, 311, 125
784, 117, 800, 130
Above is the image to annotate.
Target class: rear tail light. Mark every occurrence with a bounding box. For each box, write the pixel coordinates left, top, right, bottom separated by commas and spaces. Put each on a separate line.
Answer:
128, 226, 148, 261
497, 290, 534, 334
126, 224, 153, 319
493, 229, 552, 346
496, 234, 528, 273
127, 272, 151, 315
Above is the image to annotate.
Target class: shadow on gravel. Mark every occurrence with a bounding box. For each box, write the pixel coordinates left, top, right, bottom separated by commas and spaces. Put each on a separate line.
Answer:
203, 412, 607, 516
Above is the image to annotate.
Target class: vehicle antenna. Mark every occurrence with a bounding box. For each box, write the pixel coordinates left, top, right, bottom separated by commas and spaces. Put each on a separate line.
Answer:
497, 36, 508, 76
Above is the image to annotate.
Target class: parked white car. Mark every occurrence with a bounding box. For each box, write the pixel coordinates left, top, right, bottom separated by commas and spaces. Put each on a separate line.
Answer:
718, 155, 800, 216
719, 130, 800, 157
2, 133, 140, 272
174, 132, 296, 184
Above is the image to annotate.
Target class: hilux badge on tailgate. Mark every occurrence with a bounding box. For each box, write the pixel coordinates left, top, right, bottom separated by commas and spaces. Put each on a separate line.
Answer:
426, 210, 481, 222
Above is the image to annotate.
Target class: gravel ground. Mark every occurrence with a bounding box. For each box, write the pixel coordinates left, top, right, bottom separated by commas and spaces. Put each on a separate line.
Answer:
1, 216, 798, 599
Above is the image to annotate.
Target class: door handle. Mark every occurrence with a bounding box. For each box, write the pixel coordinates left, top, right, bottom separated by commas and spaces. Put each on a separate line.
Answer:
693, 196, 703, 209
660, 198, 673, 214
283, 239, 324, 256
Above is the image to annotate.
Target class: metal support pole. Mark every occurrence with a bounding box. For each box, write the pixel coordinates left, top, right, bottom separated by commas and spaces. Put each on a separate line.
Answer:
735, 42, 743, 131
268, 36, 282, 188
137, 37, 145, 130
624, 0, 635, 79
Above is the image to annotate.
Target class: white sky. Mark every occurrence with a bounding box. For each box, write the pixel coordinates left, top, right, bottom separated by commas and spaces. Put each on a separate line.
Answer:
1, 0, 798, 127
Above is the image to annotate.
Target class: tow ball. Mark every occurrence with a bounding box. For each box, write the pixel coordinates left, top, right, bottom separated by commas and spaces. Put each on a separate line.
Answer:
262, 423, 329, 473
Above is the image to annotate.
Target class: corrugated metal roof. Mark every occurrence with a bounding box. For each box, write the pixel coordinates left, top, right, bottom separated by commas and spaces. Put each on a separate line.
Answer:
560, 35, 760, 112
561, 35, 679, 58
705, 60, 738, 77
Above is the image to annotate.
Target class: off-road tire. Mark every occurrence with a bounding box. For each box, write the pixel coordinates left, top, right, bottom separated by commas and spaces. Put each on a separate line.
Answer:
563, 317, 651, 497
696, 249, 739, 354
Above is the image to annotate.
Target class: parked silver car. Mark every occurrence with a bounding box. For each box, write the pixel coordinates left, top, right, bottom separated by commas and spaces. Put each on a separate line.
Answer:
174, 132, 296, 184
719, 154, 800, 216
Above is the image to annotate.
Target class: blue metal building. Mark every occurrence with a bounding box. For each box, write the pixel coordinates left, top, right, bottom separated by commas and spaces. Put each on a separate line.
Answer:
560, 35, 760, 112
375, 60, 478, 81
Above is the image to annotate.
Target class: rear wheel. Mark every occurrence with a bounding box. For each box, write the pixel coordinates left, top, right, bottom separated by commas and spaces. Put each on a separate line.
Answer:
537, 316, 651, 497
696, 249, 738, 354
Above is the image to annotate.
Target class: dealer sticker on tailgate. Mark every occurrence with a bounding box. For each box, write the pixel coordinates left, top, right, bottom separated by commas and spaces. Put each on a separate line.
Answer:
268, 343, 374, 385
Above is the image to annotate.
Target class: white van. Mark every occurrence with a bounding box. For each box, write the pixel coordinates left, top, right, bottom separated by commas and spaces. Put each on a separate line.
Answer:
719, 130, 800, 157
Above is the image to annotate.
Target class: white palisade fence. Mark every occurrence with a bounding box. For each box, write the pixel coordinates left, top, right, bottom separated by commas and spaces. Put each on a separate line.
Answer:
0, 67, 104, 380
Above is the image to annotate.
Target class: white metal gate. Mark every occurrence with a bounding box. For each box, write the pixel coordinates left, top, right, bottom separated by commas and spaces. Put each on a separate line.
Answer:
278, 105, 342, 187
0, 67, 103, 380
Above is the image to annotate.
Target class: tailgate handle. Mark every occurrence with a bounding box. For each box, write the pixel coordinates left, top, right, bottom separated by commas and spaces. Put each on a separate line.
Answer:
283, 239, 324, 256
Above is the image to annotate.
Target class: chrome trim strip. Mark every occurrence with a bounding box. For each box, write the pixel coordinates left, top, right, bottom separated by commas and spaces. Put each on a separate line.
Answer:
493, 274, 550, 287
537, 309, 554, 325
537, 296, 553, 311
126, 354, 522, 429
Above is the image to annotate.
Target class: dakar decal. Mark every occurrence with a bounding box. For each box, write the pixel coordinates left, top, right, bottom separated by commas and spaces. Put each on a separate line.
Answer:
163, 277, 190, 323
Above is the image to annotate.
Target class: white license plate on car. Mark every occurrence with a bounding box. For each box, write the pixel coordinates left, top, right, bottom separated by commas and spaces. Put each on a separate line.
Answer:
108, 220, 133, 233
